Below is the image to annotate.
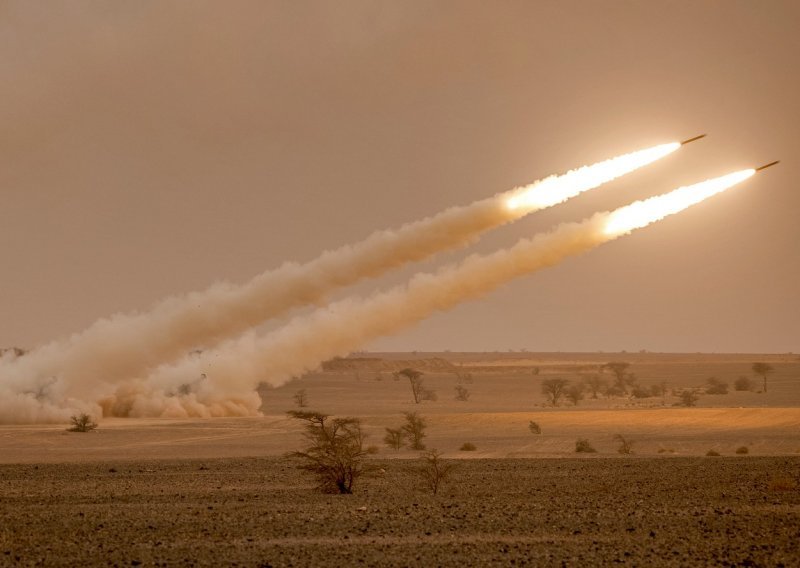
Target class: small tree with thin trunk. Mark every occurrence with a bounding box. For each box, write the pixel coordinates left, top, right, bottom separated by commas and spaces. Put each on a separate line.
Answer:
293, 389, 309, 408
604, 362, 634, 394
541, 378, 569, 406
383, 427, 404, 450
584, 375, 607, 399
752, 362, 774, 393
286, 411, 373, 494
397, 368, 425, 404
678, 389, 699, 407
418, 449, 457, 496
401, 411, 427, 450
565, 383, 585, 406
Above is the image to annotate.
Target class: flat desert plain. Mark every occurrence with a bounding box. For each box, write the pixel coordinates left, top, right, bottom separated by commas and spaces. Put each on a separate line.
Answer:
1, 352, 799, 566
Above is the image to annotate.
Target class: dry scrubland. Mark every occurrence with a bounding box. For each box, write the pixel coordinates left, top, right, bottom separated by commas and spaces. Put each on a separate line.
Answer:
1, 352, 799, 565
0, 457, 798, 566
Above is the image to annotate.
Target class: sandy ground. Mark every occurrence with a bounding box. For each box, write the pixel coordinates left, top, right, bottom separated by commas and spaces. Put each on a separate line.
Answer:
1, 457, 798, 566
1, 352, 798, 565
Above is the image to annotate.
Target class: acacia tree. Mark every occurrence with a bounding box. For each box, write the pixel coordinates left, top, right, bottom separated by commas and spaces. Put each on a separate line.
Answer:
286, 410, 374, 494
541, 378, 569, 407
752, 362, 774, 393
397, 368, 426, 404
401, 411, 427, 450
584, 375, 607, 399
604, 362, 635, 394
565, 383, 585, 406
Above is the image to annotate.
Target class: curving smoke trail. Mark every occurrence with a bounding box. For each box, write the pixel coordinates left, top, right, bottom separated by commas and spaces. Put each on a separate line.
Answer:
1, 142, 680, 423
101, 169, 755, 418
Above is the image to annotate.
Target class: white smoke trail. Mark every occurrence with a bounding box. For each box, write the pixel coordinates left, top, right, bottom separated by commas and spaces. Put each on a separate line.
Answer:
1, 141, 679, 423
106, 168, 755, 418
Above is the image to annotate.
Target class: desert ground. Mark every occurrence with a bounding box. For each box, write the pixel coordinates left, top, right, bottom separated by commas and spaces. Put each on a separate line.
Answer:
1, 352, 798, 565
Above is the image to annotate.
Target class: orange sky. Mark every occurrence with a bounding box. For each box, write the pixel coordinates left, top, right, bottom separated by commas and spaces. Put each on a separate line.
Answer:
1, 1, 798, 353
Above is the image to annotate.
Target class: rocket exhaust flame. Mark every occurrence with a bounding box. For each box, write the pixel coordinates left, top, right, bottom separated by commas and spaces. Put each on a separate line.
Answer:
108, 168, 756, 419
603, 169, 755, 236
0, 140, 683, 416
504, 142, 680, 211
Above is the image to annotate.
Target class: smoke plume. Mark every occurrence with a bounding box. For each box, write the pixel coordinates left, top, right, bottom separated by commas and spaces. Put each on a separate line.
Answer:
1, 142, 679, 423
102, 169, 754, 418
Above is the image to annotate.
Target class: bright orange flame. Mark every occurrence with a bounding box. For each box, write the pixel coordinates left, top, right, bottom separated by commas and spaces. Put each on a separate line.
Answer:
603, 169, 756, 236
505, 142, 680, 211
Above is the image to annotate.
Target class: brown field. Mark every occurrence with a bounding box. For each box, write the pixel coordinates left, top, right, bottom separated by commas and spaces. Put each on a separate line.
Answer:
1, 352, 798, 565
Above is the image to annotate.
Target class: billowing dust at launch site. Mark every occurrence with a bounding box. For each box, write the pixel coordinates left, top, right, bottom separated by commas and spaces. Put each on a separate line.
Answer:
0, 142, 757, 423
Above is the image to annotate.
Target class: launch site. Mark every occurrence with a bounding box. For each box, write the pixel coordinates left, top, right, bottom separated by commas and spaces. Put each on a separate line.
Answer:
1, 2, 798, 566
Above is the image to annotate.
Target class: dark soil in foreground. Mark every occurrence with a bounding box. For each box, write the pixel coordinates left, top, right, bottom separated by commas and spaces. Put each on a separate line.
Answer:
1, 457, 798, 567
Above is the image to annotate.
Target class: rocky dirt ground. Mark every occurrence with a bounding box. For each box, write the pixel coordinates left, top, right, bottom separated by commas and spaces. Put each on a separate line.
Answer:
1, 457, 798, 566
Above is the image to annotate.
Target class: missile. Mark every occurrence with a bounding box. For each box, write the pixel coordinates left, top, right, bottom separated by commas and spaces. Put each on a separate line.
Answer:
755, 160, 779, 172
680, 134, 707, 145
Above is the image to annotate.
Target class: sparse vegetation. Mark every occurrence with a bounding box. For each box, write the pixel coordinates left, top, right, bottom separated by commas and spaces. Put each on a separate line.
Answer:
705, 377, 728, 395
677, 389, 700, 407
541, 377, 569, 406
459, 442, 477, 451
455, 371, 473, 384
401, 411, 427, 450
575, 438, 597, 453
418, 449, 457, 495
454, 384, 471, 401
752, 362, 774, 393
528, 421, 541, 434
67, 413, 97, 432
397, 368, 429, 404
293, 388, 309, 408
706, 449, 721, 457
286, 410, 374, 494
604, 361, 634, 394
383, 427, 404, 450
583, 375, 607, 399
613, 434, 634, 454
734, 376, 754, 391
565, 383, 585, 406
735, 446, 749, 455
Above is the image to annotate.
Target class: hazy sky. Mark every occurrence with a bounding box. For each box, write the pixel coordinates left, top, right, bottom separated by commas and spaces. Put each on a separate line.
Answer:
2, 1, 798, 353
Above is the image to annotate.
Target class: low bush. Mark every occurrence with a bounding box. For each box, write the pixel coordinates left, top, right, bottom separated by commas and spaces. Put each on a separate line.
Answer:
706, 449, 721, 457
613, 434, 634, 454
575, 438, 597, 453
705, 377, 728, 395
418, 449, 458, 496
459, 442, 477, 451
528, 421, 541, 434
735, 446, 749, 455
454, 385, 470, 402
67, 413, 98, 432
